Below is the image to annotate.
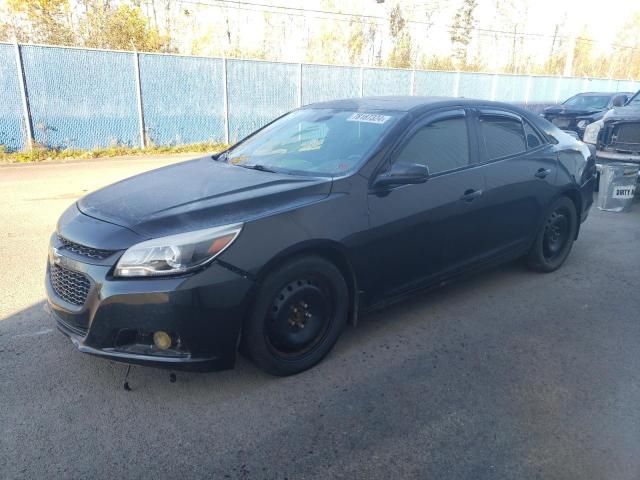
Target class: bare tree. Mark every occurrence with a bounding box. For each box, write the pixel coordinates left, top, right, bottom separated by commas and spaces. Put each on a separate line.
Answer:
449, 0, 478, 68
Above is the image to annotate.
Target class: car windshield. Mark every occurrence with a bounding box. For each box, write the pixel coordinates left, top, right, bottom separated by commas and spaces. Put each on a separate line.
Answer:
220, 108, 399, 176
563, 95, 610, 109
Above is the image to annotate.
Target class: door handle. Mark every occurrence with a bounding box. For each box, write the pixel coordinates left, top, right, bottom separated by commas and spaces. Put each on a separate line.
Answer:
460, 189, 483, 202
535, 168, 552, 179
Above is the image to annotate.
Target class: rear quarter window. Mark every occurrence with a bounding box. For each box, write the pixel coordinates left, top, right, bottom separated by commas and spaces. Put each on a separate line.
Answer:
523, 120, 545, 149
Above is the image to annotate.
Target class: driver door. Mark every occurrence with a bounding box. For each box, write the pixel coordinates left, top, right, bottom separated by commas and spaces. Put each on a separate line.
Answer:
363, 109, 488, 301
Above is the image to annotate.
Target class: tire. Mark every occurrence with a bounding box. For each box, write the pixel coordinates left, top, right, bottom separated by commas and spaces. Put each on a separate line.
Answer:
242, 255, 348, 376
526, 196, 578, 273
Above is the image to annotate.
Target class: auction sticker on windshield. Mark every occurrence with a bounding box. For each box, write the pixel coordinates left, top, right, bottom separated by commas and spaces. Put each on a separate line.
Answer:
347, 113, 391, 124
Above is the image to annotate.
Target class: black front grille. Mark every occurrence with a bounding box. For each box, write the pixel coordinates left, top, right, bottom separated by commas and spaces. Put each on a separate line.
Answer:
58, 236, 113, 260
615, 123, 640, 143
602, 122, 640, 153
50, 264, 91, 306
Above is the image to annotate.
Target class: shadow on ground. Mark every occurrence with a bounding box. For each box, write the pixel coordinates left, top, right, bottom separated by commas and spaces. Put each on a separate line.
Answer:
1, 207, 640, 479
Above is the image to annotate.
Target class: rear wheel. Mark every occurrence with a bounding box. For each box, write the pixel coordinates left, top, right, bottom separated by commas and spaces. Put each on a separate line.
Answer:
526, 196, 578, 273
242, 256, 348, 376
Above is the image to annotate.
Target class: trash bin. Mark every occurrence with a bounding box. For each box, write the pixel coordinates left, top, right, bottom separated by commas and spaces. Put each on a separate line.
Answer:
596, 162, 639, 212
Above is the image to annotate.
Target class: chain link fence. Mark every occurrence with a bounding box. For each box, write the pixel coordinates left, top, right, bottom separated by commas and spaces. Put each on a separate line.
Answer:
0, 44, 27, 151
2, 41, 640, 153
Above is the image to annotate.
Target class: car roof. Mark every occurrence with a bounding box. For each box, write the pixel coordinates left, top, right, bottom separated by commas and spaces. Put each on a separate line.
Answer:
303, 95, 534, 116
571, 92, 633, 97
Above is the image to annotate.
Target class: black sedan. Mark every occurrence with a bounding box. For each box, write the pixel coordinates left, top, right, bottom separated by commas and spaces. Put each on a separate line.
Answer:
544, 91, 633, 139
46, 97, 596, 376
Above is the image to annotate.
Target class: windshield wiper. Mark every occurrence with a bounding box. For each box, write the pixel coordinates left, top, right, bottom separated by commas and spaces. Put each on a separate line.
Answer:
238, 164, 278, 173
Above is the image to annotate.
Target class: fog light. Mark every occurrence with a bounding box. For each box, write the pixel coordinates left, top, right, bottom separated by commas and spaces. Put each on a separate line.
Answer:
153, 331, 172, 350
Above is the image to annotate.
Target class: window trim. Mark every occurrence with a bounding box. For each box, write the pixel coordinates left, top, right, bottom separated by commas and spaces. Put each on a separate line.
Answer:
382, 108, 475, 179
475, 108, 546, 164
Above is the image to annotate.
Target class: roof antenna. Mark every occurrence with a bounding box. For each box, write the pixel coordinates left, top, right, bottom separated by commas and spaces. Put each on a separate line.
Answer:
123, 365, 133, 391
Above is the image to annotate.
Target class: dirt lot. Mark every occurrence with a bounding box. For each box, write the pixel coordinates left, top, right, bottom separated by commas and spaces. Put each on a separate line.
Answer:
1, 156, 639, 479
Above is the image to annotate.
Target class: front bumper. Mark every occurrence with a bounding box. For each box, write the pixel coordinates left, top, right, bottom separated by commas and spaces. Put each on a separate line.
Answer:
46, 236, 254, 372
586, 144, 640, 180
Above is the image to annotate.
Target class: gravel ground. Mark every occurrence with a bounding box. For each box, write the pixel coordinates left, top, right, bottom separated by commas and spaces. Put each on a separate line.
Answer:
1, 157, 639, 479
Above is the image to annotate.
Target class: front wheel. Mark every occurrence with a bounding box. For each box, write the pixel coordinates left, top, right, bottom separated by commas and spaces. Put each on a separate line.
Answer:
242, 256, 348, 376
526, 196, 578, 273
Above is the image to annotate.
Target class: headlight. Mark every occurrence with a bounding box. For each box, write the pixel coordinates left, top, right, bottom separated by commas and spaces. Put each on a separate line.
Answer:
576, 119, 590, 129
582, 121, 602, 144
114, 223, 243, 277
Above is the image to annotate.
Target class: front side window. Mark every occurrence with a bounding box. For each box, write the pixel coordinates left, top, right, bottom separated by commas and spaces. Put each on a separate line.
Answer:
479, 115, 526, 160
395, 117, 469, 175
221, 108, 399, 176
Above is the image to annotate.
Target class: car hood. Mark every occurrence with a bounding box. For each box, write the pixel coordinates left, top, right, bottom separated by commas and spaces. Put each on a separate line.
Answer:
544, 105, 605, 117
603, 105, 640, 122
77, 156, 333, 238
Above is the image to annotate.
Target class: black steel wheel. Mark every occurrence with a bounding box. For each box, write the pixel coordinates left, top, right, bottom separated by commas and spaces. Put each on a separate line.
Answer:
242, 255, 348, 376
527, 196, 578, 273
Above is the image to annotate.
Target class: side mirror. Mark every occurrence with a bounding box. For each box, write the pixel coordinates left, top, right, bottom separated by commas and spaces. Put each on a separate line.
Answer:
373, 163, 429, 189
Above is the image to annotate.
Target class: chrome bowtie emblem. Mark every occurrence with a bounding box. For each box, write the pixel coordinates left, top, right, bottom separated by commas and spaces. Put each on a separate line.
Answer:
51, 247, 62, 265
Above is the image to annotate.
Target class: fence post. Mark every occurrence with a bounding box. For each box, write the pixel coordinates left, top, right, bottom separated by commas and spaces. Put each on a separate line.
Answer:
297, 63, 303, 107
359, 67, 364, 97
410, 69, 415, 95
132, 52, 146, 148
14, 43, 34, 151
453, 71, 460, 97
524, 76, 532, 105
490, 74, 498, 100
554, 77, 562, 103
222, 57, 230, 144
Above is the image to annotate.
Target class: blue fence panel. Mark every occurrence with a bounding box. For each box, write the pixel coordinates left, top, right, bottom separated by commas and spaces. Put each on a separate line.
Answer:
227, 59, 298, 142
301, 64, 360, 105
528, 76, 558, 102
614, 80, 640, 93
20, 45, 139, 149
0, 44, 26, 151
585, 78, 612, 92
362, 68, 411, 96
140, 54, 224, 145
556, 77, 585, 102
458, 72, 493, 99
7, 42, 640, 153
494, 75, 528, 102
414, 71, 456, 96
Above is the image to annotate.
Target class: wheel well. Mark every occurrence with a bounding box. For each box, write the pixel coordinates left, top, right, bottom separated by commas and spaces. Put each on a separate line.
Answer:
254, 245, 359, 326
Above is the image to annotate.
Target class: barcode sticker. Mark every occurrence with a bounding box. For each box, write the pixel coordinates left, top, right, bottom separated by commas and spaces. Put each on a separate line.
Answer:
612, 186, 636, 199
347, 113, 391, 124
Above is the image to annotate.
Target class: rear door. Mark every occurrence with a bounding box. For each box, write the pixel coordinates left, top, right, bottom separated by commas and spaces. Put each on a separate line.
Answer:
471, 108, 558, 256
364, 108, 488, 300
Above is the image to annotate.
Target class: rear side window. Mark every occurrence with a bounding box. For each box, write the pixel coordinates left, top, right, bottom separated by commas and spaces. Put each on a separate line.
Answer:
395, 117, 469, 174
479, 115, 526, 160
523, 120, 544, 149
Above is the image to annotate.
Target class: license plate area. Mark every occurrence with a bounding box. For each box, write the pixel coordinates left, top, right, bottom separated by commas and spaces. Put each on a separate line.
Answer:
552, 117, 570, 128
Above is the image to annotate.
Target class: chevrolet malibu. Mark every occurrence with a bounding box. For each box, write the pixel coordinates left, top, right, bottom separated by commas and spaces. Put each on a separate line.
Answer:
46, 97, 596, 376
